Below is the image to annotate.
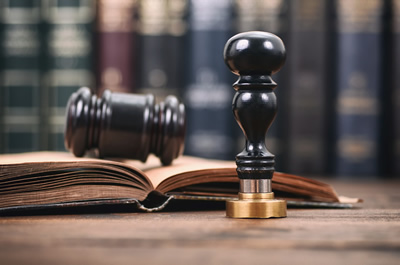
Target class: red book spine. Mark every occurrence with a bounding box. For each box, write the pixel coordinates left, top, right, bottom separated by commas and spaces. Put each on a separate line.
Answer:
96, 0, 136, 95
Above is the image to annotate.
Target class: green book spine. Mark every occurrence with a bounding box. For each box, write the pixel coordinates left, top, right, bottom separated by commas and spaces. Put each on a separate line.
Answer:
0, 0, 42, 153
42, 0, 95, 150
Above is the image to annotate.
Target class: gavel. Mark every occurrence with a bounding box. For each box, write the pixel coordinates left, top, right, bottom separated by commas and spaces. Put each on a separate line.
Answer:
64, 87, 185, 165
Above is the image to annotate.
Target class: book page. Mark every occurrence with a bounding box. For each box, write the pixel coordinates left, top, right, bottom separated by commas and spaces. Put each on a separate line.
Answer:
0, 151, 86, 163
139, 156, 236, 188
0, 152, 154, 208
0, 151, 152, 188
0, 151, 235, 191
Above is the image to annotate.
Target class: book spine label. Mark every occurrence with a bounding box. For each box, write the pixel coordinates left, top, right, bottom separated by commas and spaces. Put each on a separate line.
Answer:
287, 0, 327, 174
334, 0, 384, 176
0, 0, 42, 153
96, 0, 136, 95
42, 0, 95, 150
136, 0, 187, 99
183, 0, 238, 160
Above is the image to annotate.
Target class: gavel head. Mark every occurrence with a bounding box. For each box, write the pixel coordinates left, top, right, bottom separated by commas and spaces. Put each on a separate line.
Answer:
64, 87, 186, 165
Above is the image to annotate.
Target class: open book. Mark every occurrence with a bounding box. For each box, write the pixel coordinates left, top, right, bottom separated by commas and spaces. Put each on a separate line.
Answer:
0, 152, 359, 213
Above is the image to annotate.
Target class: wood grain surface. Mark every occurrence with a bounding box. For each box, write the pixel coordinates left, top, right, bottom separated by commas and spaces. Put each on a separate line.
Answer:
0, 179, 399, 265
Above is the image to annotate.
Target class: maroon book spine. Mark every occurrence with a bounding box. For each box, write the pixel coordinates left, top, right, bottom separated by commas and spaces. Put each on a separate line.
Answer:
96, 0, 136, 95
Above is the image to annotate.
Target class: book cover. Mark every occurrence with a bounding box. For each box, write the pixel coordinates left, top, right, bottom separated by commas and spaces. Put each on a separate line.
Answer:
96, 0, 136, 95
135, 0, 187, 99
286, 0, 328, 175
0, 0, 42, 153
333, 0, 384, 176
42, 0, 95, 150
183, 0, 239, 160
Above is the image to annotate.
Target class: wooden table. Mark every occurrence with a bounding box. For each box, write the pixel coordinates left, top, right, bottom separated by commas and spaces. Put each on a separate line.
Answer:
0, 179, 399, 265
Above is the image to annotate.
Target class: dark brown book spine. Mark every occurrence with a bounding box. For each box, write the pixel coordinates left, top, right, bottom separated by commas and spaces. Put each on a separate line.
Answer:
392, 0, 400, 175
135, 0, 187, 99
96, 0, 136, 95
165, 0, 188, 98
286, 0, 328, 174
135, 0, 168, 97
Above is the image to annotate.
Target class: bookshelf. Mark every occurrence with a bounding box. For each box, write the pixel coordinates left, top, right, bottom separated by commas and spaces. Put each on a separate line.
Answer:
0, 0, 398, 177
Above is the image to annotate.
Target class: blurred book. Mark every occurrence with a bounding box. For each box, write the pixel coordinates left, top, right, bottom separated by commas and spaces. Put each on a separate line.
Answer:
135, 0, 187, 100
0, 0, 42, 153
332, 0, 385, 177
42, 0, 95, 151
183, 0, 239, 160
96, 0, 136, 95
286, 0, 328, 175
392, 0, 400, 176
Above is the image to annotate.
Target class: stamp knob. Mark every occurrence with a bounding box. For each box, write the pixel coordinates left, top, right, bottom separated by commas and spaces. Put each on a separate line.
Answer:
223, 31, 287, 218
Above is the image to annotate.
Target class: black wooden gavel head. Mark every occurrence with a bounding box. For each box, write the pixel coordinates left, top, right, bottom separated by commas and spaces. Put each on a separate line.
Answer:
64, 87, 185, 165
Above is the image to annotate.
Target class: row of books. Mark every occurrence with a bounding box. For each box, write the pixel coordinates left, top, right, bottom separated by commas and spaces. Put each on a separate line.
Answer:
0, 0, 95, 152
275, 0, 399, 178
0, 0, 399, 178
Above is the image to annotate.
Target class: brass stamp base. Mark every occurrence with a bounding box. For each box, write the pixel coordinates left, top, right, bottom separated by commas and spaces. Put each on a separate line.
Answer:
226, 192, 287, 219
